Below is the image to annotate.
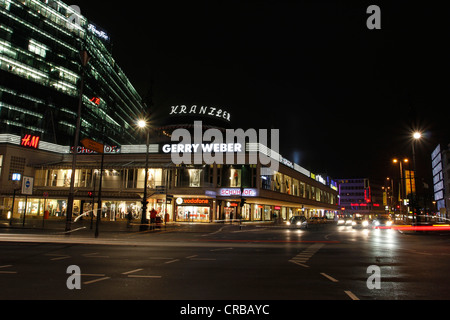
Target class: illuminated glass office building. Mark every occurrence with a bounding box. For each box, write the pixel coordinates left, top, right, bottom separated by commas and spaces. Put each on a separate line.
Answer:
0, 0, 146, 146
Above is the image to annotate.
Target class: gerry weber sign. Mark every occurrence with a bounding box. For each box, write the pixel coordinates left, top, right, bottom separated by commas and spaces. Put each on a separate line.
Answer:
169, 105, 232, 122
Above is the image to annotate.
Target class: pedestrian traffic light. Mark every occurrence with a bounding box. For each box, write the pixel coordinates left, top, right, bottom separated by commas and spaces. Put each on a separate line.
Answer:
88, 191, 93, 197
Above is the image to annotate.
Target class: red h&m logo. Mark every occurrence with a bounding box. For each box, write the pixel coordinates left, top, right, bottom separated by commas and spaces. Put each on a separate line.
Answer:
21, 135, 40, 149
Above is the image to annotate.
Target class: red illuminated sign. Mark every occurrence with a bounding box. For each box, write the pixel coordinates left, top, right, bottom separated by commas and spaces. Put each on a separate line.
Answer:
90, 97, 101, 105
21, 135, 40, 149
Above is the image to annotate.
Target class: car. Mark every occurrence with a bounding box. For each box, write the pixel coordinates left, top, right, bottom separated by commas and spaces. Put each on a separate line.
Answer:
286, 216, 308, 229
337, 217, 352, 226
352, 217, 369, 229
372, 217, 393, 229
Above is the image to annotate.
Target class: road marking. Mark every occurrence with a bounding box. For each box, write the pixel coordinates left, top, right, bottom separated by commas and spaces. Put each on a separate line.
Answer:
122, 269, 144, 275
149, 257, 174, 260
321, 273, 339, 283
190, 258, 216, 261
186, 255, 198, 259
45, 254, 71, 261
289, 243, 325, 268
83, 277, 111, 285
165, 259, 180, 264
0, 265, 17, 274
81, 274, 106, 277
290, 261, 309, 268
83, 253, 109, 258
128, 275, 162, 279
345, 291, 360, 301
210, 248, 233, 252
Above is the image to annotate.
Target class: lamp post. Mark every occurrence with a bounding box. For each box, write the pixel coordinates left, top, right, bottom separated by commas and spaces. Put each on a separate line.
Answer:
66, 49, 91, 233
412, 132, 422, 222
138, 120, 150, 231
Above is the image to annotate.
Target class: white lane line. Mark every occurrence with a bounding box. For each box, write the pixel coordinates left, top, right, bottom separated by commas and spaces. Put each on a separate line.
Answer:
165, 259, 180, 264
83, 253, 109, 258
81, 274, 106, 277
0, 265, 17, 274
128, 275, 162, 279
190, 258, 216, 261
321, 273, 339, 283
345, 291, 360, 301
83, 277, 111, 285
45, 254, 71, 261
289, 261, 309, 268
186, 255, 198, 259
122, 269, 144, 275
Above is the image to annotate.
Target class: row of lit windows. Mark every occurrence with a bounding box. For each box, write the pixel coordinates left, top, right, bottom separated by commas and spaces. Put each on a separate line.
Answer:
261, 171, 337, 205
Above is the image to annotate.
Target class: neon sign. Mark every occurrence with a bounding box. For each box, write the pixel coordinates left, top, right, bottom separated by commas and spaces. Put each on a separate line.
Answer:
90, 97, 101, 105
87, 24, 109, 41
21, 135, 40, 149
178, 198, 210, 205
169, 105, 232, 122
219, 188, 258, 197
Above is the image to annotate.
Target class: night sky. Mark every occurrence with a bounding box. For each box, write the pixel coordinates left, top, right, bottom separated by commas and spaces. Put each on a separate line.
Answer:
72, 0, 449, 184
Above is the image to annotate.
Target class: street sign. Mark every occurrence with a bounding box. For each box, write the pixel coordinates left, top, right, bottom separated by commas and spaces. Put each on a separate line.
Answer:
81, 138, 104, 154
22, 176, 34, 196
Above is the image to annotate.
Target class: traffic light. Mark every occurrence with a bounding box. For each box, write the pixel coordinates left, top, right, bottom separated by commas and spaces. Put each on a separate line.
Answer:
240, 199, 246, 208
88, 191, 94, 198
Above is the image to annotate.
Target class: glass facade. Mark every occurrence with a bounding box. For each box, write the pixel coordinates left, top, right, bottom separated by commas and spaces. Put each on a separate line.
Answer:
0, 0, 146, 146
261, 170, 337, 206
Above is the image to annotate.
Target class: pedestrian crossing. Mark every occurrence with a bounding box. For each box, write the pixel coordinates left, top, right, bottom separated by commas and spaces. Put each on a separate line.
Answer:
289, 243, 325, 268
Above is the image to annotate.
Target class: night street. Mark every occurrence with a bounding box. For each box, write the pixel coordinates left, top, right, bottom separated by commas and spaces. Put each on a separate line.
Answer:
1, 223, 450, 302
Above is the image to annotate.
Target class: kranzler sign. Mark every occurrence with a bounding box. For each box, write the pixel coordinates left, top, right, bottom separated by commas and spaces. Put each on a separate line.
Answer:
169, 105, 232, 122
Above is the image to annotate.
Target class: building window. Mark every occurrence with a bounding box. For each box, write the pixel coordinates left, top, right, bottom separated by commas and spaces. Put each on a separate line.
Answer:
28, 39, 49, 58
188, 169, 202, 188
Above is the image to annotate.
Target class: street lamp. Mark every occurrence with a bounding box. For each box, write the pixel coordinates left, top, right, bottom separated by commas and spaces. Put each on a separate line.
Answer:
138, 119, 150, 231
411, 131, 422, 222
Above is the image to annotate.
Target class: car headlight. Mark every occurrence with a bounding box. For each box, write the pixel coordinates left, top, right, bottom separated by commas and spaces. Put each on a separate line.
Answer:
374, 221, 380, 226
297, 222, 302, 226
286, 222, 291, 226
386, 221, 393, 227
362, 221, 369, 227
352, 221, 356, 226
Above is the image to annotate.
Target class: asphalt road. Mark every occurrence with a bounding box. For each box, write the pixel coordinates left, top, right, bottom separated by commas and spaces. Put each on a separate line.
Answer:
1, 222, 450, 307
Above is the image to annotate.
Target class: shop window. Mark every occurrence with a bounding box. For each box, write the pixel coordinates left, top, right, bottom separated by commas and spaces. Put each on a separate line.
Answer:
284, 176, 292, 195
273, 172, 282, 192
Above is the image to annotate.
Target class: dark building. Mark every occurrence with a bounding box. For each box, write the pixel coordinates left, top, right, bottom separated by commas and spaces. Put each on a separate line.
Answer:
337, 178, 385, 218
0, 0, 146, 147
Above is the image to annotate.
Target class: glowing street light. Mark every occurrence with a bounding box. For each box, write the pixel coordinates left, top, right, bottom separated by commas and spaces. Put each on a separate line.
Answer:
413, 132, 422, 140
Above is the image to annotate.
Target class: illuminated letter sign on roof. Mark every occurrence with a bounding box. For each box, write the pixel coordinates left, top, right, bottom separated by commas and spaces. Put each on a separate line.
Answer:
21, 135, 40, 149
